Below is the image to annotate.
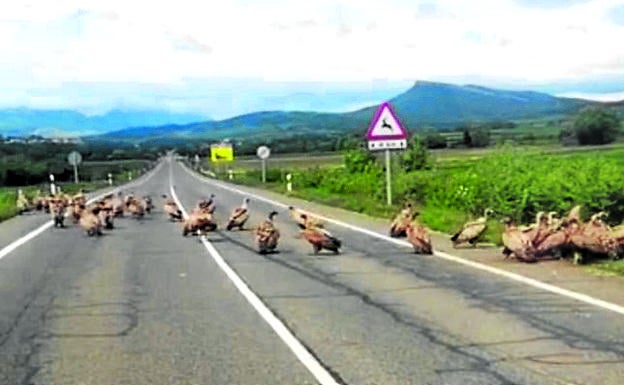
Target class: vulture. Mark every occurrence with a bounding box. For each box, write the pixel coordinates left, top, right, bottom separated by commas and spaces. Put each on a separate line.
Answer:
406, 215, 433, 254
566, 205, 582, 224
198, 194, 216, 214
79, 205, 103, 236
112, 192, 125, 217
523, 212, 552, 247
289, 206, 323, 230
568, 211, 619, 263
547, 212, 562, 232
182, 198, 218, 236
389, 203, 414, 238
49, 198, 66, 228
298, 214, 341, 254
534, 219, 569, 259
501, 217, 537, 263
255, 211, 280, 254
126, 196, 145, 219
226, 197, 250, 231
143, 196, 154, 214
451, 208, 494, 247
162, 194, 183, 221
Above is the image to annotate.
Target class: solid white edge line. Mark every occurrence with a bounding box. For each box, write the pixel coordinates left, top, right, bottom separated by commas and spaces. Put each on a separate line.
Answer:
0, 161, 164, 261
168, 159, 340, 385
179, 161, 624, 317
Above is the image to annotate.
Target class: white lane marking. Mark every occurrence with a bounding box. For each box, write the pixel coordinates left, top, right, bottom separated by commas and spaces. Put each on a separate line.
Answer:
180, 161, 624, 317
0, 161, 163, 261
168, 160, 340, 385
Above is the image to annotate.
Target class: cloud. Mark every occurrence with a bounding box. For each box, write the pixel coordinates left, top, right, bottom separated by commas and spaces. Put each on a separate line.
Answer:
513, 0, 591, 8
0, 0, 623, 118
556, 91, 624, 101
609, 4, 624, 25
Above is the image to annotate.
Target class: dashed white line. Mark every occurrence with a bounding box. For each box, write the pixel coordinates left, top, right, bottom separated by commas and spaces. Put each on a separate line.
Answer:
168, 159, 340, 385
0, 161, 163, 261
179, 161, 624, 317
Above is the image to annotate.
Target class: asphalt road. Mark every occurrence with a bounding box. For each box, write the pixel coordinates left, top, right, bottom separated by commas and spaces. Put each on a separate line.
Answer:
1, 157, 624, 385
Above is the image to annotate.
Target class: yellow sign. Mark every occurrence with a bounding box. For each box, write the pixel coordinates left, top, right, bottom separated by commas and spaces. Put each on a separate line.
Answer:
210, 143, 234, 162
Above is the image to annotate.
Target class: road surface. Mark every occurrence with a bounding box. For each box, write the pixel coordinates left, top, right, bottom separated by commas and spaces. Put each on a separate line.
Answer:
1, 157, 624, 385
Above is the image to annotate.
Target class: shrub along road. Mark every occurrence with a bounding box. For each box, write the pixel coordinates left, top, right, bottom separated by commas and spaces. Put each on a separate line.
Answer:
1, 157, 624, 384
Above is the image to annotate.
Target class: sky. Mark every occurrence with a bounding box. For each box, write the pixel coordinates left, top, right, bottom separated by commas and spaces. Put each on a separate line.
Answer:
1, 0, 624, 120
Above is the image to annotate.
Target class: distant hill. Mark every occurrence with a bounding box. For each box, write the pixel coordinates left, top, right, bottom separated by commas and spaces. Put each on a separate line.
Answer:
98, 81, 616, 142
364, 81, 594, 127
0, 108, 207, 137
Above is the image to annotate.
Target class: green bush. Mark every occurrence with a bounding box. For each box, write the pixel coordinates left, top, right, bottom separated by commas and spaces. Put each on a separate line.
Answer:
573, 107, 621, 145
343, 149, 378, 174
399, 136, 430, 172
423, 133, 447, 149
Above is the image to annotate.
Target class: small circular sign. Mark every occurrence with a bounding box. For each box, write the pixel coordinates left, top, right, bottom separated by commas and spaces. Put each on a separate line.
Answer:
256, 145, 271, 160
67, 151, 82, 166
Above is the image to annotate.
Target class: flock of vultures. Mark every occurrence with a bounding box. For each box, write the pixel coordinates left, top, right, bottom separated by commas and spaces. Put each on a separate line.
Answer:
15, 189, 624, 263
390, 204, 624, 264
15, 189, 342, 255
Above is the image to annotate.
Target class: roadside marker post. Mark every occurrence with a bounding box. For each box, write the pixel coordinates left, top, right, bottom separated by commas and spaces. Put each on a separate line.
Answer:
366, 102, 408, 206
256, 145, 271, 184
49, 174, 56, 195
108, 173, 113, 186
286, 173, 292, 192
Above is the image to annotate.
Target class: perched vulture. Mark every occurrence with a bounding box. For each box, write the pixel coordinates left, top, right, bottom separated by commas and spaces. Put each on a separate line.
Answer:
298, 214, 341, 254
389, 203, 414, 238
226, 197, 250, 231
406, 218, 433, 254
501, 217, 537, 263
451, 208, 494, 247
255, 211, 280, 254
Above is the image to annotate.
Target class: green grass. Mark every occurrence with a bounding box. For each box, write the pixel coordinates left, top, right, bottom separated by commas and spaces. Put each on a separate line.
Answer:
585, 260, 624, 278
0, 189, 19, 222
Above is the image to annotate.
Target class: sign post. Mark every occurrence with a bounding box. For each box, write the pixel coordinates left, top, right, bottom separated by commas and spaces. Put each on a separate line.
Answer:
67, 151, 82, 184
256, 145, 271, 184
210, 142, 235, 176
366, 102, 408, 206
49, 174, 56, 195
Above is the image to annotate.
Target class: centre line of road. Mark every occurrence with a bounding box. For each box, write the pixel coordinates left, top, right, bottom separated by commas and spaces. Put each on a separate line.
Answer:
179, 161, 624, 317
0, 161, 163, 261
168, 159, 341, 385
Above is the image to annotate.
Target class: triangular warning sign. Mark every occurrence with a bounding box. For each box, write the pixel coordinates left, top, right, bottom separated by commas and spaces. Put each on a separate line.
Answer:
366, 102, 408, 140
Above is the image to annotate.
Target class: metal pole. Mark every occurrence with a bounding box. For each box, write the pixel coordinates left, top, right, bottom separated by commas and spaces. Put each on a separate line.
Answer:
261, 159, 266, 183
73, 164, 79, 184
385, 149, 392, 206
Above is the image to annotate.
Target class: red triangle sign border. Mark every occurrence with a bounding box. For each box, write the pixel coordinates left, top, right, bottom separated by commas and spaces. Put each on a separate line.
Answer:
366, 102, 408, 140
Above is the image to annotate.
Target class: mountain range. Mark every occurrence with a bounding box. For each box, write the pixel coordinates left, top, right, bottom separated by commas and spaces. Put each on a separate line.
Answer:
0, 109, 207, 137
2, 81, 622, 140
